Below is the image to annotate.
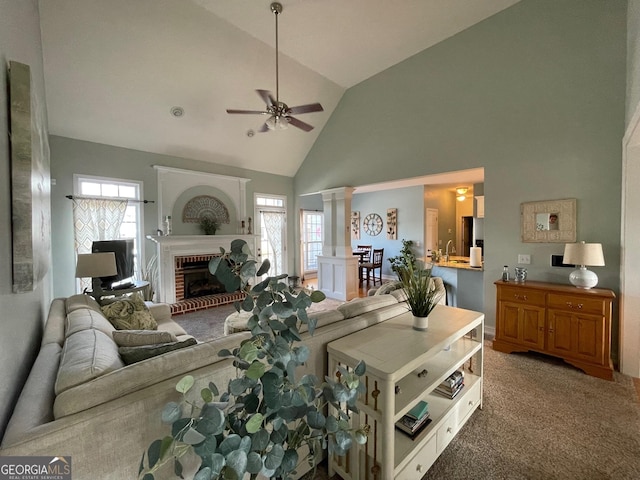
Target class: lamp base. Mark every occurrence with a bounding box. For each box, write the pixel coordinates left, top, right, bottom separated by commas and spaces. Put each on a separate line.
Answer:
569, 265, 598, 289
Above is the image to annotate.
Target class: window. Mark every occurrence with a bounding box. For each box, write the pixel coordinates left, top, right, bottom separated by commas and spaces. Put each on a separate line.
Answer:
255, 194, 287, 276
301, 210, 323, 275
74, 175, 144, 274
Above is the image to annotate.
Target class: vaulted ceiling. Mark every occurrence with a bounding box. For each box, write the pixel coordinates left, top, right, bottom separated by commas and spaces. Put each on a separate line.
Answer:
39, 0, 520, 177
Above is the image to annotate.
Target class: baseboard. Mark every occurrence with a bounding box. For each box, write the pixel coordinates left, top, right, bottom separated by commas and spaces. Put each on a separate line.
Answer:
484, 325, 495, 339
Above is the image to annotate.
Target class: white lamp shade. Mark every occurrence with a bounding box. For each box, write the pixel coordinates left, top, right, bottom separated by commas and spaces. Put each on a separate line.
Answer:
75, 252, 117, 278
562, 242, 604, 289
562, 242, 605, 267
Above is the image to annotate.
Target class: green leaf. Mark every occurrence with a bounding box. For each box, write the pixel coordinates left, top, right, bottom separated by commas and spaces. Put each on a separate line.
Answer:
174, 459, 183, 478
161, 402, 182, 424
354, 360, 366, 377
183, 427, 206, 445
307, 410, 326, 429
246, 413, 264, 433
325, 416, 339, 433
146, 439, 162, 468
246, 451, 263, 474
201, 388, 213, 403
243, 393, 260, 413
176, 375, 194, 394
218, 349, 233, 358
230, 378, 250, 396
281, 449, 299, 474
194, 435, 218, 456
239, 342, 259, 363
193, 466, 212, 480
241, 294, 254, 312
309, 290, 326, 302
199, 405, 225, 435
226, 450, 248, 479
210, 453, 226, 477
294, 345, 310, 364
256, 259, 271, 277
246, 361, 266, 380
264, 443, 284, 470
251, 428, 270, 451
335, 430, 353, 452
220, 434, 242, 456
307, 317, 318, 336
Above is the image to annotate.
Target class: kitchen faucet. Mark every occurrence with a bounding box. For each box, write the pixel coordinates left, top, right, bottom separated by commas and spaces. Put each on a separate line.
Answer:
445, 240, 453, 262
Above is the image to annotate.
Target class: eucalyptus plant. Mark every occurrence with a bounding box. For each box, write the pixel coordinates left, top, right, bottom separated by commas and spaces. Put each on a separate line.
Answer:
207, 239, 268, 293
139, 240, 368, 480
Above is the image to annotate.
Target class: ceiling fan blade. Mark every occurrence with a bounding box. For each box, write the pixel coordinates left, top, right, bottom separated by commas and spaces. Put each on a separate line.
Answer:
288, 102, 324, 115
258, 122, 270, 133
226, 109, 270, 115
287, 116, 314, 132
256, 89, 276, 107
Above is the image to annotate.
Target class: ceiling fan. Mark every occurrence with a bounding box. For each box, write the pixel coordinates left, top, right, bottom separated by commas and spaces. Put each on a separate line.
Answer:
226, 2, 323, 133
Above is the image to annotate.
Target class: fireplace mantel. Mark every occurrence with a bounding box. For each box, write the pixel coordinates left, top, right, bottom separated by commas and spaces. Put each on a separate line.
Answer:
147, 235, 259, 304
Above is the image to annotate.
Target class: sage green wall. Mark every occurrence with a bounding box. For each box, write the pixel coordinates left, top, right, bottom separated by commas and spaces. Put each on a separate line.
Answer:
0, 0, 52, 438
50, 136, 295, 298
628, 1, 640, 126
351, 187, 424, 278
294, 0, 627, 355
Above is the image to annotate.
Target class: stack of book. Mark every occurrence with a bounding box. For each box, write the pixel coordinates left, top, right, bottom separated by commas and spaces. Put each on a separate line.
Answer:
395, 400, 431, 438
434, 370, 464, 399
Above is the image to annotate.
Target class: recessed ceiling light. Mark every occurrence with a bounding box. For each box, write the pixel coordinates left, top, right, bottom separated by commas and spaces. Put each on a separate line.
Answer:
170, 106, 184, 117
247, 130, 255, 137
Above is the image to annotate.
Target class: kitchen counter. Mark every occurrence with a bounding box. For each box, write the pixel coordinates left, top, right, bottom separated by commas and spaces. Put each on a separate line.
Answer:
429, 256, 484, 271
428, 257, 484, 312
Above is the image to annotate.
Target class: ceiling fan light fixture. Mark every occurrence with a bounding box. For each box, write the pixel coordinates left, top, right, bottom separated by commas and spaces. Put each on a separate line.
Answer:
266, 115, 288, 131
456, 187, 468, 195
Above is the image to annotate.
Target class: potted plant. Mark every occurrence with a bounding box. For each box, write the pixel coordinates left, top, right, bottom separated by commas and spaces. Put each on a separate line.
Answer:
139, 240, 368, 480
387, 239, 417, 275
396, 253, 444, 331
200, 215, 220, 235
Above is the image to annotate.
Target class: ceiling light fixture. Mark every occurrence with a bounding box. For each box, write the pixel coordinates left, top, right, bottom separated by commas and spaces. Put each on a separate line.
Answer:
170, 106, 184, 117
456, 187, 468, 201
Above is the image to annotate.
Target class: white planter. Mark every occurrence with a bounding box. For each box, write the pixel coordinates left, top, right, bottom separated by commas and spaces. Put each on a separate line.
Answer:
413, 315, 428, 331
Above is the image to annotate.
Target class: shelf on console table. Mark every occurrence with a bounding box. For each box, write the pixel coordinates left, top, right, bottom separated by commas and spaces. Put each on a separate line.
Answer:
327, 305, 484, 480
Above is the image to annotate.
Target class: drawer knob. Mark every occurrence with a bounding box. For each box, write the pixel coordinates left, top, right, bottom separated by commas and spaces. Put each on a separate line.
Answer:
468, 400, 474, 406
447, 427, 453, 434
416, 464, 423, 473
565, 301, 584, 309
514, 294, 528, 300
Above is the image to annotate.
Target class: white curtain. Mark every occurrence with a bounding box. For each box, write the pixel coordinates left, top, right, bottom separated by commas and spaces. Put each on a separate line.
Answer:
262, 210, 285, 275
73, 197, 128, 290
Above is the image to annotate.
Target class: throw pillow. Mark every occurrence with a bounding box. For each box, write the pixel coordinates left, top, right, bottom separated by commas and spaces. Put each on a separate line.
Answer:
118, 337, 198, 365
373, 281, 402, 296
112, 330, 178, 347
101, 294, 157, 330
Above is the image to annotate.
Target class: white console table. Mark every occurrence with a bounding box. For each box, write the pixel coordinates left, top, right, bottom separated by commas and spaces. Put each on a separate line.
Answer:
327, 305, 484, 479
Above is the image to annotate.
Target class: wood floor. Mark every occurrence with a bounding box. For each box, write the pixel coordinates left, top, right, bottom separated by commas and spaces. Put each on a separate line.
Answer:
302, 278, 373, 299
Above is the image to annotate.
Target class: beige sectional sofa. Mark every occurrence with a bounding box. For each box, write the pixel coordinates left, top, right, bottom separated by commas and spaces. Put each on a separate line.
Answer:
0, 285, 439, 479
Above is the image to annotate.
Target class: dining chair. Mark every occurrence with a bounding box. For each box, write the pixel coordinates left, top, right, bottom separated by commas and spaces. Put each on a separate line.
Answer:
361, 248, 384, 285
355, 245, 372, 280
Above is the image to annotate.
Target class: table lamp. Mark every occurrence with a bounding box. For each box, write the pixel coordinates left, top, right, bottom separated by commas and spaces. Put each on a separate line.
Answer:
75, 252, 117, 294
562, 241, 605, 289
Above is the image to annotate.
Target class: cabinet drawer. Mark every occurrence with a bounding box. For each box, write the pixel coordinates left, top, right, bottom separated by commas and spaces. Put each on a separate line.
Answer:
395, 435, 437, 480
498, 286, 545, 306
456, 380, 482, 425
547, 294, 604, 315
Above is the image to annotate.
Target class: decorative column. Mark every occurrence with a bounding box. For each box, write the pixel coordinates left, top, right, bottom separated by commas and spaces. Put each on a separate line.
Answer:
317, 187, 359, 301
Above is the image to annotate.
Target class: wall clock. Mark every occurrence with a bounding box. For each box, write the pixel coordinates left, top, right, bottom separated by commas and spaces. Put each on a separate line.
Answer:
364, 213, 383, 236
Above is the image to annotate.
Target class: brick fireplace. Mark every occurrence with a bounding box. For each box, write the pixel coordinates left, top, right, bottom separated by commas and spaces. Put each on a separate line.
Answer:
147, 235, 258, 314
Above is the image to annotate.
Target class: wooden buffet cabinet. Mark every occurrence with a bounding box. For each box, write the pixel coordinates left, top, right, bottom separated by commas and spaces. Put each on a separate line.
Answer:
493, 280, 615, 380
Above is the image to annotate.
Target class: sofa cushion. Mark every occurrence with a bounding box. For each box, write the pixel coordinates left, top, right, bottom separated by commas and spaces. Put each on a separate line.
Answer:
55, 329, 124, 395
112, 330, 178, 347
101, 294, 157, 330
65, 294, 103, 314
118, 337, 198, 365
337, 295, 399, 319
42, 299, 67, 347
66, 309, 116, 338
373, 281, 403, 296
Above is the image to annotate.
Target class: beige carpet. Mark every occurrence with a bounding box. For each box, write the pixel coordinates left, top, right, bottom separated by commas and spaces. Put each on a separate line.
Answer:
174, 306, 640, 479
306, 343, 640, 480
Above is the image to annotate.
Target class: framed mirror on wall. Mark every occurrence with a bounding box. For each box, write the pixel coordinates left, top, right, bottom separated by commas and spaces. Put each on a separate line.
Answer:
521, 198, 576, 243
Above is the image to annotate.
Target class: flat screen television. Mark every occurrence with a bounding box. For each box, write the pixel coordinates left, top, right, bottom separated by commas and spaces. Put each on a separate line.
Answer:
92, 239, 135, 289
